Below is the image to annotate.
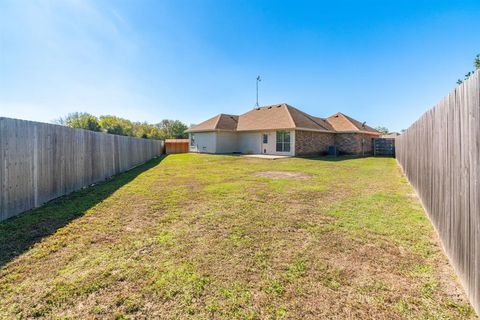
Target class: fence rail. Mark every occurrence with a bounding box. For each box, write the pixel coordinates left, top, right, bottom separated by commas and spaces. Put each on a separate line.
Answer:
396, 71, 480, 314
0, 117, 164, 221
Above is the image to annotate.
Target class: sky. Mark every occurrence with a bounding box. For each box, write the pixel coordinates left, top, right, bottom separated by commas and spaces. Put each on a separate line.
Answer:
0, 0, 479, 132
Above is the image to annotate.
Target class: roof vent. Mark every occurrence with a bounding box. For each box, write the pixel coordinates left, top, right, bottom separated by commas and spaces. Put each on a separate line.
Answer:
256, 108, 261, 110
268, 106, 272, 109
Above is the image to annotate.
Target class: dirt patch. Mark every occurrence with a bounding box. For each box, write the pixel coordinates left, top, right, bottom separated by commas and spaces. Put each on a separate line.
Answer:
253, 171, 312, 179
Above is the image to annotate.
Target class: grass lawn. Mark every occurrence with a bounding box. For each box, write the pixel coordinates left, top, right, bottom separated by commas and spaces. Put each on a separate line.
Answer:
0, 154, 475, 319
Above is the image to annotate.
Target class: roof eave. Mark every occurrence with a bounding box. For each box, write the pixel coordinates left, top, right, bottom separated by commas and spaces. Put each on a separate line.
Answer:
335, 130, 381, 135
236, 127, 296, 132
185, 129, 237, 133
294, 127, 335, 133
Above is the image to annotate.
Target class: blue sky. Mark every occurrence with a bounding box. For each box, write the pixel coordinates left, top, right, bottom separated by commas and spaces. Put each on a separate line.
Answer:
0, 0, 479, 131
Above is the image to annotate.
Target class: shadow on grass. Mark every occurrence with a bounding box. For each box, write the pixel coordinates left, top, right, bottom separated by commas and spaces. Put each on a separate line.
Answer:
0, 156, 165, 268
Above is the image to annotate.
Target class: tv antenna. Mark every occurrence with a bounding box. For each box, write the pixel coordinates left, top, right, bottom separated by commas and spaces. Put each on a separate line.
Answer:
255, 75, 261, 107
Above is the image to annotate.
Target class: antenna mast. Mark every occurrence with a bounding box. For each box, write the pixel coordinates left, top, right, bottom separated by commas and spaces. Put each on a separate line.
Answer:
255, 75, 261, 107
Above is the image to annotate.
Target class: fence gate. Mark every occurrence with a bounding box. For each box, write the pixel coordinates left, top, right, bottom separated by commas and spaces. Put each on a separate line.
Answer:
373, 138, 395, 156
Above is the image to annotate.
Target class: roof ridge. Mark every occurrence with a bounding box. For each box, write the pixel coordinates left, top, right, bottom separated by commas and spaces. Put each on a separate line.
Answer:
256, 104, 282, 110
212, 114, 222, 130
228, 115, 239, 124
341, 113, 365, 130
301, 111, 331, 131
219, 114, 239, 122
283, 104, 296, 128
287, 105, 332, 131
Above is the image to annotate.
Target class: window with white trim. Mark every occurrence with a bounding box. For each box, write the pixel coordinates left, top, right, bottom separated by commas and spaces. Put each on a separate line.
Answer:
262, 134, 268, 144
276, 131, 291, 152
190, 134, 195, 146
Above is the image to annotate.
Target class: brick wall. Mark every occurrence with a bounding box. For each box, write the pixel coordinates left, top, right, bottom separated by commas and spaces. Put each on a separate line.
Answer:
295, 130, 335, 156
334, 133, 375, 155
360, 134, 375, 155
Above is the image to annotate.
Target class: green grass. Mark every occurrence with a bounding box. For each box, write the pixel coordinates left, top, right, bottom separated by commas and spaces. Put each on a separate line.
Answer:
0, 154, 475, 319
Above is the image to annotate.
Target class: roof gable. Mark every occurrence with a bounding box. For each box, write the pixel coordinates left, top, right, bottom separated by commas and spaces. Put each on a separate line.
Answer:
326, 112, 379, 134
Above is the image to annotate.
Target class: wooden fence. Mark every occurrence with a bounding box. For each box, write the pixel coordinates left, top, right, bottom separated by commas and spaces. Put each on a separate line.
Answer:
0, 117, 164, 221
396, 70, 480, 314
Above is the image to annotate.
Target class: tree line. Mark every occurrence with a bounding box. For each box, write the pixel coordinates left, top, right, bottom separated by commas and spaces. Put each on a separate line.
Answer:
55, 112, 188, 140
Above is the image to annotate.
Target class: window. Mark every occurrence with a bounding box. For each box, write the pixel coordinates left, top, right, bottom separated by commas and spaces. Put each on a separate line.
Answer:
262, 134, 268, 144
276, 131, 291, 152
190, 134, 195, 146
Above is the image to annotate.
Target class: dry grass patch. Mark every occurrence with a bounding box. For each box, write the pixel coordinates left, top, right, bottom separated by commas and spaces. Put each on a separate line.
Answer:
0, 154, 476, 319
253, 171, 312, 179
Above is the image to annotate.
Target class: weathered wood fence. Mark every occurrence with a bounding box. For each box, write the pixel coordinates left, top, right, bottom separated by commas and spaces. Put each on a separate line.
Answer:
396, 70, 480, 314
0, 117, 164, 221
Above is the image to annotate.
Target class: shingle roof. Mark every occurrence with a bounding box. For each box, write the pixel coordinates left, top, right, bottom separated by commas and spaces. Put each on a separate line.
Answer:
186, 114, 238, 132
235, 104, 293, 131
236, 104, 333, 132
326, 112, 379, 134
286, 105, 334, 132
186, 104, 379, 135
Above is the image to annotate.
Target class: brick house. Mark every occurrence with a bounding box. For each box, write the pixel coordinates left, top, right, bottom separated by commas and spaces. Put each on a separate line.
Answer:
186, 103, 380, 156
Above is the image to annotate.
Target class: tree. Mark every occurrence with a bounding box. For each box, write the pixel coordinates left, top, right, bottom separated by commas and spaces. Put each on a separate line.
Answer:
133, 122, 163, 139
374, 126, 389, 135
99, 115, 133, 136
156, 119, 188, 139
58, 112, 101, 131
457, 54, 479, 84
56, 112, 187, 140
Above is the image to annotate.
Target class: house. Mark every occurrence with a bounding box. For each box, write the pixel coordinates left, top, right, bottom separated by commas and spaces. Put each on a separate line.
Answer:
185, 103, 380, 156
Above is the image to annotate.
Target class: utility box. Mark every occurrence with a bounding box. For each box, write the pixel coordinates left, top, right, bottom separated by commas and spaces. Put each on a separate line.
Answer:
328, 145, 338, 156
